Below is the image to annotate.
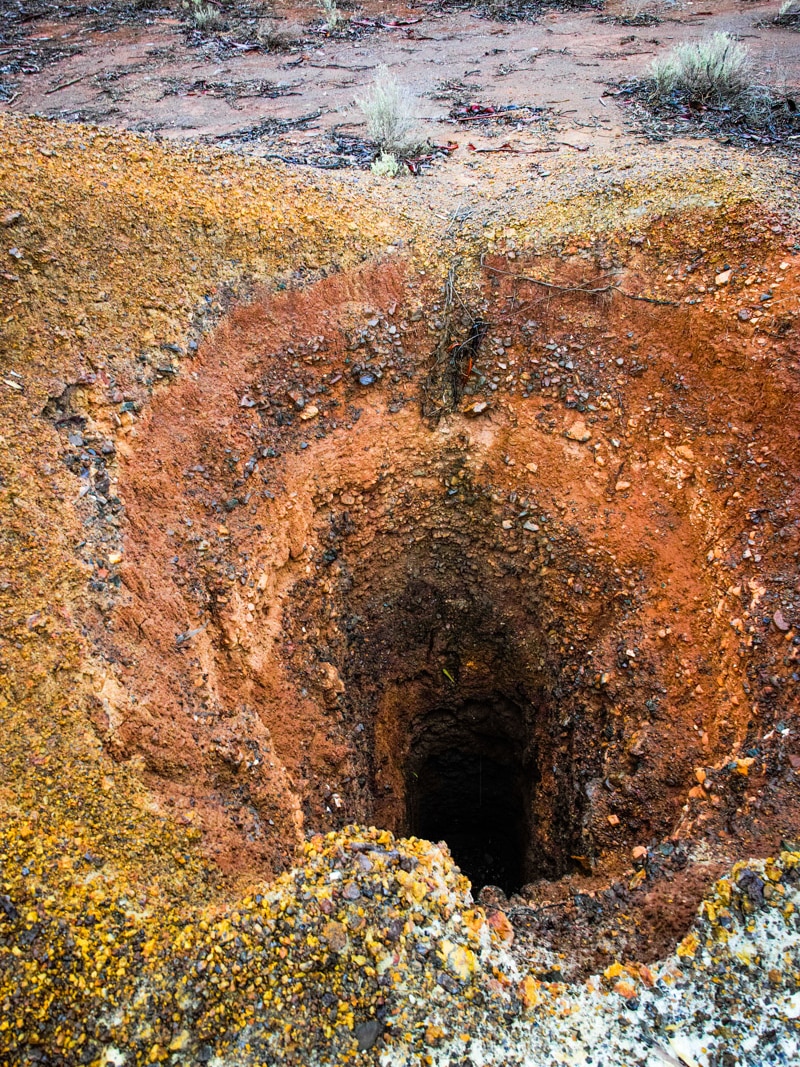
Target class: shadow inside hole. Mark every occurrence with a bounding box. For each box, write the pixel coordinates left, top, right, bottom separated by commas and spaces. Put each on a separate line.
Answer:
405, 700, 529, 895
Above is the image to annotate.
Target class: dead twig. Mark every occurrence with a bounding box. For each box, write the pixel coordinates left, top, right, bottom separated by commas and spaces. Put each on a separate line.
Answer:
469, 143, 560, 154
421, 263, 487, 424
480, 257, 678, 307
45, 70, 98, 95
307, 62, 378, 71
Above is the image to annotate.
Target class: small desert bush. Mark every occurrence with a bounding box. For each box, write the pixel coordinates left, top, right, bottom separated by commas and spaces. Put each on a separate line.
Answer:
191, 0, 222, 30
318, 0, 342, 30
359, 66, 423, 158
649, 33, 772, 119
651, 33, 751, 101
370, 152, 405, 177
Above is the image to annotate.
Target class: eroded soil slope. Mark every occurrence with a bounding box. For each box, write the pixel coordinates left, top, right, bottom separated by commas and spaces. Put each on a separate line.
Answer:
1, 113, 800, 1065
111, 207, 800, 971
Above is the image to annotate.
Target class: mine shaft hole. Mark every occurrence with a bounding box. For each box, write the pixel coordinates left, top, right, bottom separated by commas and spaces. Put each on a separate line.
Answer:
405, 697, 530, 895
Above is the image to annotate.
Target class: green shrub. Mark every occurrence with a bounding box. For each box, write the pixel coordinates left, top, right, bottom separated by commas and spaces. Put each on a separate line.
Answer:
192, 1, 222, 30
359, 66, 424, 159
649, 33, 772, 120
370, 152, 405, 177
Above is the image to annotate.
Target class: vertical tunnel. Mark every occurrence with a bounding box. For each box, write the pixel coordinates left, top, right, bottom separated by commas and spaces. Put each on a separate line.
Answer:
405, 697, 533, 894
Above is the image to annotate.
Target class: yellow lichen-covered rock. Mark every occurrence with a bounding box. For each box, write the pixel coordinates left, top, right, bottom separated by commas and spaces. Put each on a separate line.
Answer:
439, 939, 477, 981
677, 932, 701, 959
518, 975, 542, 1010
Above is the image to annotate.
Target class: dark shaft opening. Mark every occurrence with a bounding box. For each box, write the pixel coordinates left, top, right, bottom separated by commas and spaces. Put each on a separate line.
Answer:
405, 700, 529, 894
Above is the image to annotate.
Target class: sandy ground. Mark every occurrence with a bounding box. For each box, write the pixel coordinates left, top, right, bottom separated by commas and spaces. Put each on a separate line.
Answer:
2, 0, 799, 163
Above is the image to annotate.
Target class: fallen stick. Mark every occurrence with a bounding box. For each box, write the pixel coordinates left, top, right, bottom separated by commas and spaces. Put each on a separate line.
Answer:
480, 257, 678, 307
45, 70, 96, 95
307, 62, 378, 71
468, 143, 560, 154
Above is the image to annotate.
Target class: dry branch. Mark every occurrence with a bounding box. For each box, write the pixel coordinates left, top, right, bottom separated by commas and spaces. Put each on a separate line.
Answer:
480, 257, 678, 307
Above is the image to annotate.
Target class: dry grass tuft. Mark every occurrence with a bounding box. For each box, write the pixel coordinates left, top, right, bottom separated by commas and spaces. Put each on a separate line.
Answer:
318, 0, 342, 31
649, 33, 772, 120
191, 0, 222, 30
359, 66, 424, 158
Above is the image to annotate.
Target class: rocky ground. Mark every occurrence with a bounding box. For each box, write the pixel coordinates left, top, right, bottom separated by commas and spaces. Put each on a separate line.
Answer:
1, 2, 800, 1065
